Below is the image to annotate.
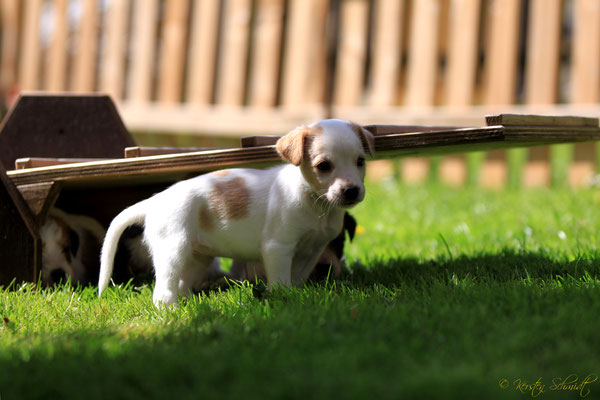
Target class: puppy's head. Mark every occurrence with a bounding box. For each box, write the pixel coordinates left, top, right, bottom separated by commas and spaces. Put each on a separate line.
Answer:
40, 215, 81, 285
276, 119, 374, 208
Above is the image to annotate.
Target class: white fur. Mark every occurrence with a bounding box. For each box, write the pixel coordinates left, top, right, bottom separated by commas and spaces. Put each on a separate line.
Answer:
98, 119, 372, 306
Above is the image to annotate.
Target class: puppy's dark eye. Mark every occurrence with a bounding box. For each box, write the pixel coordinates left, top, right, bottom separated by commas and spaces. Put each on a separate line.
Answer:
316, 161, 331, 172
357, 157, 365, 167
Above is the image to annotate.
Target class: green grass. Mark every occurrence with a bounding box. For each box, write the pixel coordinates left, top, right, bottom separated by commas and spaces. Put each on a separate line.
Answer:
2, 179, 600, 399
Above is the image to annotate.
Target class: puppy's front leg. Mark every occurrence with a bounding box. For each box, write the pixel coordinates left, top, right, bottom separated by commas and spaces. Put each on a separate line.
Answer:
262, 241, 293, 288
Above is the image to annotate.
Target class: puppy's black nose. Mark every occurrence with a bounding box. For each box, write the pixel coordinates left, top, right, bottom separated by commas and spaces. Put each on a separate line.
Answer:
50, 269, 67, 284
343, 186, 360, 202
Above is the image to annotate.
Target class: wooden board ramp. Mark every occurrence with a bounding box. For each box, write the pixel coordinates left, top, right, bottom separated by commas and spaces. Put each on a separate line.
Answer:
1, 106, 600, 285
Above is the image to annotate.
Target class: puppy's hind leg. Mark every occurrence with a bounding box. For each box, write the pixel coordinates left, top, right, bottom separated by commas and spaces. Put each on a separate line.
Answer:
152, 244, 189, 307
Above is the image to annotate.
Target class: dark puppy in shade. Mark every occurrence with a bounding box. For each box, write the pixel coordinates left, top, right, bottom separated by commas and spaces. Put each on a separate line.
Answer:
40, 208, 105, 286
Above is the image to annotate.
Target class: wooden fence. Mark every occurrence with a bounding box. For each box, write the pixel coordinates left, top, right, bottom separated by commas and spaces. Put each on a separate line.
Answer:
1, 0, 600, 187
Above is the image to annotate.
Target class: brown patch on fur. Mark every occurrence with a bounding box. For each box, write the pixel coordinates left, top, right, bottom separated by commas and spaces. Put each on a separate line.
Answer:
349, 122, 375, 156
209, 177, 250, 220
212, 169, 232, 177
198, 203, 214, 231
276, 125, 322, 166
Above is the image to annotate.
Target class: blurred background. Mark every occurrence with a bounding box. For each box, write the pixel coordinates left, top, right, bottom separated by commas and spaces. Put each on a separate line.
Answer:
1, 0, 599, 188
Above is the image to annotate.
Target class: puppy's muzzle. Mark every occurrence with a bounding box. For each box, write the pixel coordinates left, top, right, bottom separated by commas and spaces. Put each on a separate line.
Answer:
50, 268, 67, 284
342, 186, 361, 206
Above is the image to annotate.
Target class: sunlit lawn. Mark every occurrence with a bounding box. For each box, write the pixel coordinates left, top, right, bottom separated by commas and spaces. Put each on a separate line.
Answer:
1, 178, 600, 399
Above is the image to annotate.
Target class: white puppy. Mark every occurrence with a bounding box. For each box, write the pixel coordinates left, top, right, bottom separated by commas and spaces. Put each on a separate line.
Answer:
41, 208, 106, 285
98, 119, 374, 306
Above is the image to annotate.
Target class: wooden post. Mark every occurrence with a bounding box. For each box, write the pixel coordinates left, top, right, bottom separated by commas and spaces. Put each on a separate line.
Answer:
570, 0, 600, 185
368, 0, 404, 107
216, 0, 252, 106
187, 0, 221, 105
333, 0, 369, 107
0, 164, 40, 286
405, 0, 441, 107
100, 0, 131, 100
72, 0, 100, 92
19, 0, 44, 90
157, 0, 190, 105
128, 0, 159, 104
45, 0, 69, 92
248, 0, 285, 108
1, 0, 19, 93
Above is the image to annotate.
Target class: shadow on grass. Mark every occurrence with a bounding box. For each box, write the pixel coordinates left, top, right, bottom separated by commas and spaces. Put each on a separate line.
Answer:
343, 248, 600, 288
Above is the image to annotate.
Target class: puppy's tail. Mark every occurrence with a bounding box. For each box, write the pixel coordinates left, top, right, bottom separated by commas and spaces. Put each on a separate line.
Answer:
98, 200, 149, 297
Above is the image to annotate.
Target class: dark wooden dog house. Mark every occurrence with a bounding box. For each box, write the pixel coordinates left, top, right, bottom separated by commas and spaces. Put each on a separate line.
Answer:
1, 94, 600, 286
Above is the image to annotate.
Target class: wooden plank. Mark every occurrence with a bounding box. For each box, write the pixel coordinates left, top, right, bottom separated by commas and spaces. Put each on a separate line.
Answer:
405, 0, 441, 107
486, 114, 599, 127
19, 0, 43, 90
248, 0, 285, 107
524, 0, 562, 105
157, 0, 190, 104
15, 158, 108, 170
99, 0, 130, 100
216, 0, 252, 106
124, 147, 213, 158
281, 0, 328, 107
571, 0, 600, 103
369, 0, 404, 106
186, 0, 221, 105
72, 0, 100, 92
444, 0, 481, 107
128, 0, 159, 103
1, 0, 19, 92
45, 0, 69, 91
483, 0, 521, 105
333, 0, 370, 107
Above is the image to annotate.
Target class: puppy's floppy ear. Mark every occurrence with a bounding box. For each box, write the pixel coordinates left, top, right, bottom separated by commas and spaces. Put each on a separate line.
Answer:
350, 122, 375, 157
276, 125, 311, 166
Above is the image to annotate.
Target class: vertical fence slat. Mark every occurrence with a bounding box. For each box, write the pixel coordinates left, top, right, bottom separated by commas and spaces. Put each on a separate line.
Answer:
524, 0, 562, 104
45, 0, 69, 92
404, 0, 441, 107
333, 0, 369, 107
1, 0, 20, 92
281, 0, 328, 108
368, 0, 404, 107
570, 0, 600, 185
19, 0, 43, 90
524, 0, 562, 186
128, 0, 159, 103
248, 0, 284, 107
187, 0, 220, 105
72, 0, 100, 92
571, 0, 600, 104
216, 0, 252, 106
483, 0, 521, 105
444, 0, 480, 107
157, 0, 190, 104
100, 0, 130, 100
481, 0, 521, 188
